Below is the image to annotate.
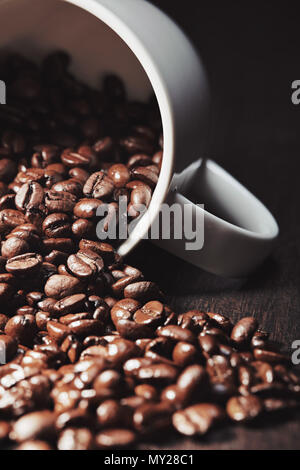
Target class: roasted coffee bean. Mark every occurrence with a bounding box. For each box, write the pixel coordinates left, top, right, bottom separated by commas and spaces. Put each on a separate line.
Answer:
107, 164, 130, 188
226, 395, 264, 422
67, 249, 104, 280
61, 146, 96, 168
71, 218, 94, 239
0, 209, 27, 233
96, 399, 125, 427
45, 190, 77, 213
0, 421, 11, 441
133, 301, 164, 327
157, 325, 195, 344
106, 338, 140, 367
83, 171, 114, 199
134, 384, 158, 402
96, 428, 136, 449
131, 166, 158, 188
172, 403, 225, 436
43, 238, 74, 254
124, 281, 162, 302
15, 182, 44, 212
198, 334, 219, 355
42, 213, 71, 238
6, 253, 42, 276
1, 237, 30, 258
53, 294, 86, 316
137, 363, 178, 385
73, 198, 103, 218
231, 317, 258, 345
57, 427, 94, 450
52, 179, 83, 197
12, 410, 56, 442
16, 440, 53, 450
133, 402, 172, 433
121, 136, 154, 156
5, 314, 36, 346
253, 348, 289, 364
44, 275, 83, 299
172, 341, 199, 367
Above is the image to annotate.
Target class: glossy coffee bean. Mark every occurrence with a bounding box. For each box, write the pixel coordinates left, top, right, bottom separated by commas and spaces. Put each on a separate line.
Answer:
172, 403, 225, 436
96, 428, 136, 449
12, 410, 56, 442
83, 171, 114, 199
226, 395, 264, 422
73, 198, 103, 219
45, 190, 77, 213
42, 213, 71, 238
44, 275, 83, 299
58, 427, 93, 450
231, 317, 258, 345
6, 253, 43, 276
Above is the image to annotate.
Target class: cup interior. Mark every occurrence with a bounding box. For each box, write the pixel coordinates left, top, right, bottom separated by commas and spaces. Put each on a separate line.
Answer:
0, 0, 171, 255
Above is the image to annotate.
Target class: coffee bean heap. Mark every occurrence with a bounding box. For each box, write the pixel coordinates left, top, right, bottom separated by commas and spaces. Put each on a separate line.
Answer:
0, 52, 299, 450
0, 51, 163, 240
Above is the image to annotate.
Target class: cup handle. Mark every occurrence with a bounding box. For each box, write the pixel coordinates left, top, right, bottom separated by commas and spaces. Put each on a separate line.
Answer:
152, 158, 279, 277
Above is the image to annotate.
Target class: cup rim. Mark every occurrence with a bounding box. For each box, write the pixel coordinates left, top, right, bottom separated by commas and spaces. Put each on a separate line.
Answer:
66, 0, 174, 255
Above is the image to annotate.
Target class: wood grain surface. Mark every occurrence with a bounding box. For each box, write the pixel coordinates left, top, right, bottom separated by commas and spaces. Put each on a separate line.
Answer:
128, 0, 300, 450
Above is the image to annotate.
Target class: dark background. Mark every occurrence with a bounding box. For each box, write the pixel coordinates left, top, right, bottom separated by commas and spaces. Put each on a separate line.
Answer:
129, 0, 300, 450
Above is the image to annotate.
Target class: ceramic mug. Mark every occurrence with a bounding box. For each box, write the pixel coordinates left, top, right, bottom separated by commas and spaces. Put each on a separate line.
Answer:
0, 0, 279, 277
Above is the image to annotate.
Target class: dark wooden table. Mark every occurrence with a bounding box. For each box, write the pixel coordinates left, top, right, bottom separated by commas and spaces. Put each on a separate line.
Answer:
128, 0, 300, 450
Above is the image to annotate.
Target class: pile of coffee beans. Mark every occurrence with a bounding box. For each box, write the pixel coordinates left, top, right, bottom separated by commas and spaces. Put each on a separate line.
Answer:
0, 52, 299, 450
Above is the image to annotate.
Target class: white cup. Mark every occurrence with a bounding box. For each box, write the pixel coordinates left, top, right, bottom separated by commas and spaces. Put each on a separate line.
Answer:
0, 0, 279, 277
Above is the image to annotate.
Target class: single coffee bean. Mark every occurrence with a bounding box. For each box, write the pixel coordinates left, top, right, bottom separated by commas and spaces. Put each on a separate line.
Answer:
124, 281, 162, 302
57, 427, 93, 450
53, 294, 86, 316
157, 325, 195, 344
6, 253, 42, 276
73, 198, 103, 219
67, 249, 104, 280
172, 342, 198, 368
253, 348, 289, 364
133, 301, 164, 327
0, 209, 27, 233
231, 317, 258, 345
137, 363, 178, 385
172, 403, 225, 436
226, 395, 264, 422
107, 164, 130, 188
133, 402, 172, 433
134, 384, 158, 402
15, 182, 44, 212
5, 314, 36, 346
61, 146, 96, 168
96, 428, 136, 449
52, 179, 83, 197
12, 410, 56, 442
83, 171, 114, 199
1, 236, 30, 258
44, 274, 83, 299
45, 190, 77, 213
47, 321, 71, 343
96, 399, 125, 427
42, 213, 71, 238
